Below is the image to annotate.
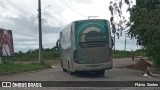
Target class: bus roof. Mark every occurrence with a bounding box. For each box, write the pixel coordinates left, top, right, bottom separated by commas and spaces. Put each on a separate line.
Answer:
73, 19, 109, 23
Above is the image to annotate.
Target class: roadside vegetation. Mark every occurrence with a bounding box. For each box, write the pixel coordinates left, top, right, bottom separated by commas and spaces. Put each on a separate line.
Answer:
0, 62, 50, 75
14, 47, 59, 61
14, 46, 145, 60
113, 49, 145, 58
15, 47, 146, 60
0, 47, 59, 75
0, 46, 149, 74
109, 0, 160, 67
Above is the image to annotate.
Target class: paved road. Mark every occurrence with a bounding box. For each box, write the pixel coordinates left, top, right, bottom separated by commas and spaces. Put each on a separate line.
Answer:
0, 58, 160, 90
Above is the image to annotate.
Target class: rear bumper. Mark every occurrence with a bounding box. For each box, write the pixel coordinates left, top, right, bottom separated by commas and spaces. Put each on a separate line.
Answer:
72, 61, 113, 72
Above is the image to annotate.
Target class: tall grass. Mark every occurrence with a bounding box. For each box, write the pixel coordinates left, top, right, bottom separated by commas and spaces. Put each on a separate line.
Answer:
113, 49, 145, 58
0, 62, 50, 75
14, 47, 60, 61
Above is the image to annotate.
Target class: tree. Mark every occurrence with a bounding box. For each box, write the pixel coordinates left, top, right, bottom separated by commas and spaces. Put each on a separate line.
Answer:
109, 0, 133, 38
109, 0, 160, 67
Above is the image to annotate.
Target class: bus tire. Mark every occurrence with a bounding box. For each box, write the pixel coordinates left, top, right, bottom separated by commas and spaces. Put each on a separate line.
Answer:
61, 60, 67, 72
63, 68, 67, 72
68, 63, 74, 75
95, 70, 105, 76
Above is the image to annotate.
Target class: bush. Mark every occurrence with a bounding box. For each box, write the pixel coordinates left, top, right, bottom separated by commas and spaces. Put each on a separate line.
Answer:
14, 47, 60, 61
113, 50, 131, 58
146, 42, 160, 67
0, 63, 50, 74
113, 49, 146, 58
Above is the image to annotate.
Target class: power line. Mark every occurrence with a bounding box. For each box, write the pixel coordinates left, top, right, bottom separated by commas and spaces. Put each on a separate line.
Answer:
6, 0, 87, 25
66, 0, 80, 12
64, 0, 87, 17
59, 0, 87, 17
59, 0, 75, 13
65, 0, 100, 19
6, 0, 87, 26
41, 5, 51, 10
42, 18, 55, 26
41, 13, 58, 25
6, 0, 55, 27
6, 0, 37, 18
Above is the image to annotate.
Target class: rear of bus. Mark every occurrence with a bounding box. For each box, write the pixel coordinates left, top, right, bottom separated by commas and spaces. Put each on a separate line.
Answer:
72, 19, 113, 73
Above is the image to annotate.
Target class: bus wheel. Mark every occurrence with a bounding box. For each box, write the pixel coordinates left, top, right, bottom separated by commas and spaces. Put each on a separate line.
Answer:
63, 68, 67, 72
68, 63, 74, 75
95, 70, 105, 76
61, 60, 67, 72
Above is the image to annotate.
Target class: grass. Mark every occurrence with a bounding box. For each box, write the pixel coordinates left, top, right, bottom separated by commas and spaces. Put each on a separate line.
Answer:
0, 62, 51, 75
15, 59, 60, 66
113, 50, 131, 58
113, 50, 146, 58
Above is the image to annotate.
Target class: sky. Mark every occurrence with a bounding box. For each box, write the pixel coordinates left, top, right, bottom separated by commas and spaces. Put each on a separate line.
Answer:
0, 0, 140, 52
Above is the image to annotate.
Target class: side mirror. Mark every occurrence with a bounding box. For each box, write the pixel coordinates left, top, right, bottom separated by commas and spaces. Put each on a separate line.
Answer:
56, 39, 60, 51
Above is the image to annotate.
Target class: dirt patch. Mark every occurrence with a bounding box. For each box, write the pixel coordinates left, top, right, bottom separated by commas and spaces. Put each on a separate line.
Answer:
126, 59, 152, 71
120, 59, 160, 77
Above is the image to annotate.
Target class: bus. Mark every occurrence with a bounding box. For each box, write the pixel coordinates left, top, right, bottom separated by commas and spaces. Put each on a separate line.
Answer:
56, 19, 113, 75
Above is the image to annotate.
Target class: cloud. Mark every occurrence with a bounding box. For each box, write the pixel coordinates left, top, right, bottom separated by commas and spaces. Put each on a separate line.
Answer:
0, 1, 6, 9
114, 33, 140, 51
72, 0, 94, 4
5, 15, 62, 34
10, 16, 37, 35
42, 11, 65, 27
0, 14, 61, 52
42, 33, 59, 48
0, 0, 64, 52
0, 0, 140, 52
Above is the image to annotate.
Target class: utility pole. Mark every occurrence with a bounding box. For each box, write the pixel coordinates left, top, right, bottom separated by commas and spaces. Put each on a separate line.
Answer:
0, 58, 1, 64
114, 33, 115, 52
38, 0, 43, 64
124, 33, 126, 51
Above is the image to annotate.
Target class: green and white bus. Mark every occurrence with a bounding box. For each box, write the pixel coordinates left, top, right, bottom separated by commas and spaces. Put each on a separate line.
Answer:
56, 19, 113, 75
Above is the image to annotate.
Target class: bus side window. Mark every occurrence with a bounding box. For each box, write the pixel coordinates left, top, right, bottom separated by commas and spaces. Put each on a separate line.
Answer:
68, 26, 71, 43
62, 31, 65, 45
70, 28, 72, 41
60, 32, 62, 38
65, 26, 71, 44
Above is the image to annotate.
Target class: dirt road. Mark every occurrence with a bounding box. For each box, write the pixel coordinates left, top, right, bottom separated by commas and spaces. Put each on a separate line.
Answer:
0, 58, 160, 90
